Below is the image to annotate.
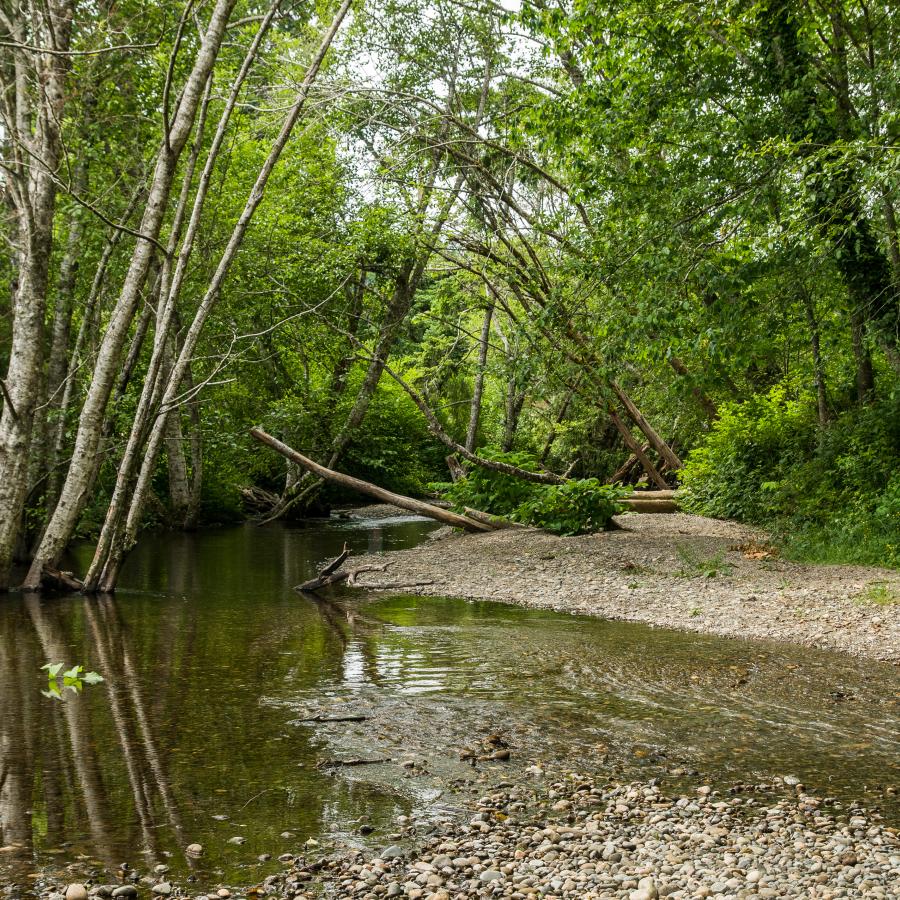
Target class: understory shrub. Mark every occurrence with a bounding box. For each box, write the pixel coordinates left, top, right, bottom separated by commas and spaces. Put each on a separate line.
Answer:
680, 389, 900, 567
445, 449, 629, 534
444, 448, 544, 516
515, 478, 629, 535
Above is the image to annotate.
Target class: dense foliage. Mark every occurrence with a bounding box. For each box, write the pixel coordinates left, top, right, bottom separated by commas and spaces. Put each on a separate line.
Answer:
681, 393, 900, 567
1, 0, 898, 588
444, 450, 628, 534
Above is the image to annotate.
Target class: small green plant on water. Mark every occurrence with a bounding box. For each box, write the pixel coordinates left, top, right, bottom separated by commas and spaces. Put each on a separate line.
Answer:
690, 607, 702, 617
675, 544, 733, 579
41, 663, 104, 700
855, 582, 899, 607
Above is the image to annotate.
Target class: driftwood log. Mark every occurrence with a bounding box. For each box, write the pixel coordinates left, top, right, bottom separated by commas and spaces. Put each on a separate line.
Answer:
250, 428, 495, 533
619, 490, 679, 513
296, 544, 352, 591
463, 507, 526, 529
41, 567, 85, 592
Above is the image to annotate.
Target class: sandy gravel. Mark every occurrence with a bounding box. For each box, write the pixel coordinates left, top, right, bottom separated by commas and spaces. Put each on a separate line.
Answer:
351, 512, 900, 664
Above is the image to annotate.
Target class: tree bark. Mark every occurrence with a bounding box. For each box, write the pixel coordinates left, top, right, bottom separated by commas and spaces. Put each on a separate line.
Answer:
0, 0, 74, 587
84, 0, 353, 592
465, 302, 493, 452
24, 0, 237, 590
606, 405, 668, 489
610, 382, 683, 470
850, 306, 874, 404
250, 428, 494, 532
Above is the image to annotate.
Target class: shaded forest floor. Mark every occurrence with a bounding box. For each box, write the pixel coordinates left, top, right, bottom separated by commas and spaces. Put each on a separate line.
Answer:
351, 510, 900, 663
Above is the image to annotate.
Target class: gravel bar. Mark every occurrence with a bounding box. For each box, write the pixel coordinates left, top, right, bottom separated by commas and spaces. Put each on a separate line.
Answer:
350, 512, 900, 663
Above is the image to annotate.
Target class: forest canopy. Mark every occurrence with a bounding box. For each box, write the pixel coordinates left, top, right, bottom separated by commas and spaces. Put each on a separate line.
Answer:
1, 0, 898, 592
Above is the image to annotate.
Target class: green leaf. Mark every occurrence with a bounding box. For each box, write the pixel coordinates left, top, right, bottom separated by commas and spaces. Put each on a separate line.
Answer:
63, 665, 84, 680
82, 671, 105, 684
41, 662, 64, 677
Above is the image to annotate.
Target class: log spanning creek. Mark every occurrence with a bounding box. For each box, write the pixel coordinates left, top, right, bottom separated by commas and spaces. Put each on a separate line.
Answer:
0, 514, 898, 892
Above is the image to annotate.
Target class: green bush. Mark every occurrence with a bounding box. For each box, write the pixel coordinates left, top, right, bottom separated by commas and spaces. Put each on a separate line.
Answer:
446, 450, 628, 534
445, 448, 544, 516
515, 479, 629, 535
680, 389, 900, 568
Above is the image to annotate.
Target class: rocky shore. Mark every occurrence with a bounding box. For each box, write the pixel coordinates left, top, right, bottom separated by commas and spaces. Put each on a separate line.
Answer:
349, 511, 900, 663
42, 769, 899, 899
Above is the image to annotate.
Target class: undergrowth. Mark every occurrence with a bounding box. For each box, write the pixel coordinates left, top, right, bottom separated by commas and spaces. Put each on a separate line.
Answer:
443, 448, 630, 535
680, 390, 900, 569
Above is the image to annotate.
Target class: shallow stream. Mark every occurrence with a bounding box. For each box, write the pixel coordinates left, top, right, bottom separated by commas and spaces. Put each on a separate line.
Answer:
0, 517, 897, 891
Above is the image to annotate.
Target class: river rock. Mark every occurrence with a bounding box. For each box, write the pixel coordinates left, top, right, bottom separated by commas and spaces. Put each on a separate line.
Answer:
185, 844, 203, 856
150, 885, 171, 896
111, 888, 137, 899
66, 886, 88, 900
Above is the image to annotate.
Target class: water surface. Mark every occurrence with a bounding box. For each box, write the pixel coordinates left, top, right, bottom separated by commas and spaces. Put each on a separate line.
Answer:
0, 519, 897, 891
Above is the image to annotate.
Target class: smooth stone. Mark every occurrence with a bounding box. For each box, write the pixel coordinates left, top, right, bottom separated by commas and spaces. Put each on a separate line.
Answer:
112, 888, 138, 899
381, 846, 404, 860
479, 870, 502, 883
150, 886, 171, 897
227, 837, 246, 845
66, 886, 88, 900
186, 844, 203, 856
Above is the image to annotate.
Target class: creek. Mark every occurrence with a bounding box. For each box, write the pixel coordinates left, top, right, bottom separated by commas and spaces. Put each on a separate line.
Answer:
0, 515, 897, 891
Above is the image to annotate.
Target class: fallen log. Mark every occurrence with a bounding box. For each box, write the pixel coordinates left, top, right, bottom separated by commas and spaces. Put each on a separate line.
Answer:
41, 567, 85, 592
250, 428, 495, 533
296, 544, 351, 591
619, 498, 678, 513
606, 405, 669, 490
298, 715, 368, 723
629, 490, 677, 500
463, 507, 526, 530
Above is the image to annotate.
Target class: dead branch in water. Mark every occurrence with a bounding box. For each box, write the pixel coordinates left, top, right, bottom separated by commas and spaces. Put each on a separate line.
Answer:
318, 757, 392, 769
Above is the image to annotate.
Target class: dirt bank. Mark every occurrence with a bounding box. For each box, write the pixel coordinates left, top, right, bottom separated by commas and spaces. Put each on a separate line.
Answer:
350, 511, 900, 663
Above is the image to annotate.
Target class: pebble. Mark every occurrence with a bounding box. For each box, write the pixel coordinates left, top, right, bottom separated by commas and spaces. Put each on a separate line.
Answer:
65, 886, 88, 900
185, 844, 203, 856
35, 766, 900, 900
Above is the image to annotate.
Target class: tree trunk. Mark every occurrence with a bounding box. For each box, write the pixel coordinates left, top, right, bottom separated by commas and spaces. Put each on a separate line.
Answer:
165, 411, 191, 525
610, 382, 682, 470
465, 302, 493, 452
24, 0, 237, 590
0, 0, 74, 588
501, 377, 526, 452
83, 0, 353, 592
800, 287, 830, 426
539, 385, 576, 465
606, 406, 668, 489
250, 428, 494, 532
850, 306, 874, 404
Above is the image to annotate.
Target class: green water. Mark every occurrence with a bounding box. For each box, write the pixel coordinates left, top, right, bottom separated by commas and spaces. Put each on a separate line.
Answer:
0, 518, 897, 891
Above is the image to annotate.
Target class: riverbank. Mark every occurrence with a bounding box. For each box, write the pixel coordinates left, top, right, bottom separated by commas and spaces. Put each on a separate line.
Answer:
349, 510, 900, 663
272, 768, 899, 898
39, 765, 899, 899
